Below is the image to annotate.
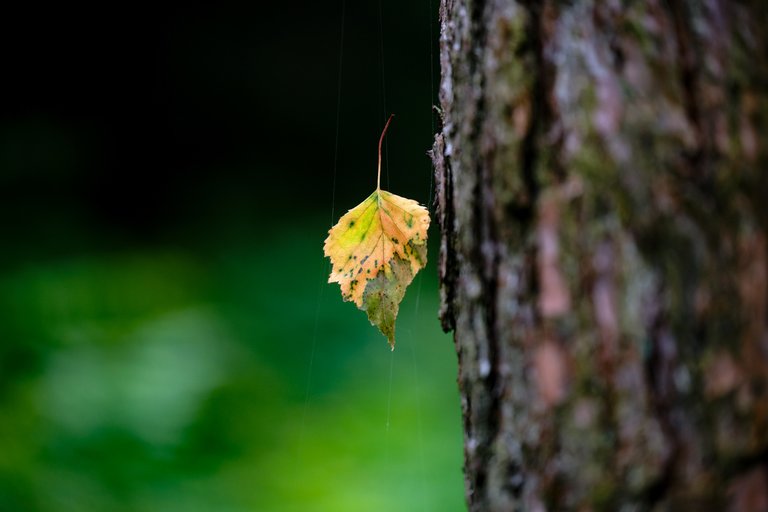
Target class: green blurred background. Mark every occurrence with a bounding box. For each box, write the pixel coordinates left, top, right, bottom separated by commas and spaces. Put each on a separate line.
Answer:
0, 2, 465, 511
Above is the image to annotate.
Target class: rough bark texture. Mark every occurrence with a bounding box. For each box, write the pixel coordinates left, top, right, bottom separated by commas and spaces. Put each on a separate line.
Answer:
432, 1, 768, 510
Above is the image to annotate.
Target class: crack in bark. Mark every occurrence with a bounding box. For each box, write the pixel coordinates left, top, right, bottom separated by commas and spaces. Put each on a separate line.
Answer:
665, 0, 706, 165
642, 311, 682, 508
466, 0, 500, 506
642, 3, 705, 507
432, 131, 457, 332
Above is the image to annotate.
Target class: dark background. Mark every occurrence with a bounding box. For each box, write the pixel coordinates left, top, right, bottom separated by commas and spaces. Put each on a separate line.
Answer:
0, 2, 464, 511
1, 2, 437, 254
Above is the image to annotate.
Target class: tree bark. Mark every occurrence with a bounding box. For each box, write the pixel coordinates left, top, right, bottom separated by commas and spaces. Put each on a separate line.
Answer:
432, 1, 768, 510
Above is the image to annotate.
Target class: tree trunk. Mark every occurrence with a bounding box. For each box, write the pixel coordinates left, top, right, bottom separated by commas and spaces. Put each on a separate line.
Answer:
431, 1, 768, 510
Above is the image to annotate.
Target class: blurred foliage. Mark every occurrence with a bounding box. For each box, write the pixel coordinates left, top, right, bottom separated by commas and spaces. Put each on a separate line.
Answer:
0, 220, 465, 511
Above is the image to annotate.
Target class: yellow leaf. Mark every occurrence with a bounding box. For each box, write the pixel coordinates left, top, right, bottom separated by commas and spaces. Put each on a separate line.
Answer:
323, 116, 430, 349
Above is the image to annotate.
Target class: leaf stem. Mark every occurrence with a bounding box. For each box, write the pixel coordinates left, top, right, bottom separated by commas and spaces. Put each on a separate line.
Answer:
377, 114, 395, 191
